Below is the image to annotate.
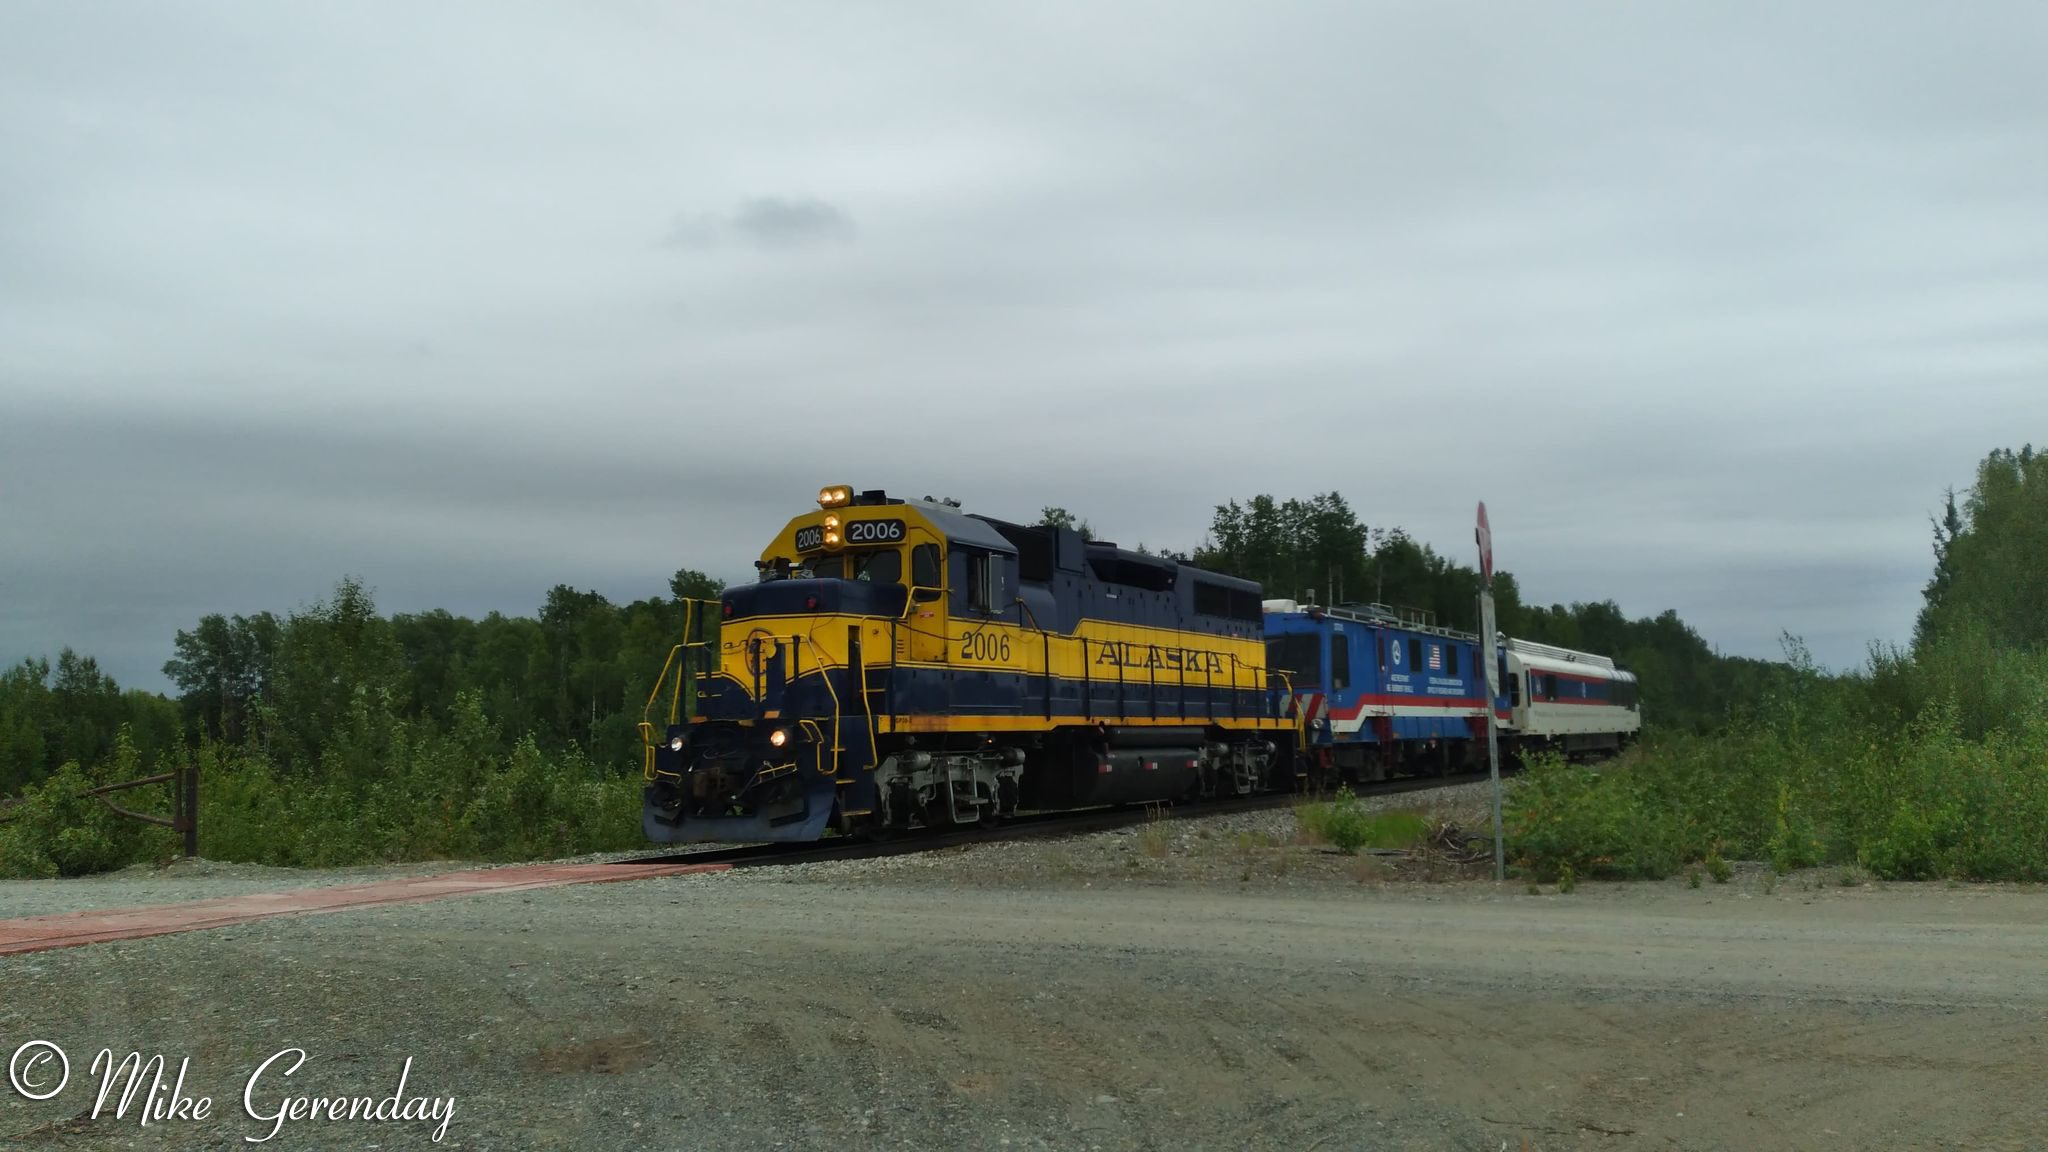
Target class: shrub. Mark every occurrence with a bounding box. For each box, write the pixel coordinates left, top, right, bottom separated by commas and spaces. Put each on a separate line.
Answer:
1503, 752, 1685, 881
0, 759, 173, 879
1705, 845, 1732, 883
1859, 802, 1939, 880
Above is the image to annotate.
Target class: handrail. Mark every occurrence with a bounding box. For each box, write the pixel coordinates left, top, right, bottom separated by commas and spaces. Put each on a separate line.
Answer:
638, 644, 685, 782
797, 634, 847, 778
900, 584, 943, 620
638, 597, 723, 782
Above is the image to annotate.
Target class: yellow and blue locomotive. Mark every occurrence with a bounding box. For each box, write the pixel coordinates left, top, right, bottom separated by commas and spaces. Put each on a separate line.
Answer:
642, 485, 1302, 843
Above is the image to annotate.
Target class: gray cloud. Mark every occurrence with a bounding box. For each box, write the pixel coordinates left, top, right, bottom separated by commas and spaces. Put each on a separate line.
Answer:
664, 196, 856, 251
4, 0, 2048, 691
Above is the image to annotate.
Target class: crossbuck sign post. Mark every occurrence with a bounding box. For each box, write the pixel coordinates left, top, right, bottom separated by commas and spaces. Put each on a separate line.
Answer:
1477, 501, 1505, 882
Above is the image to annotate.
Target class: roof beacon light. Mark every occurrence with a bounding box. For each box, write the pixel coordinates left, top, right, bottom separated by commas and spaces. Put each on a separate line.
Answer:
818, 485, 852, 508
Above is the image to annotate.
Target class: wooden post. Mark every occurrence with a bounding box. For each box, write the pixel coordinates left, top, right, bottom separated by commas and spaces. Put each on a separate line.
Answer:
179, 760, 199, 858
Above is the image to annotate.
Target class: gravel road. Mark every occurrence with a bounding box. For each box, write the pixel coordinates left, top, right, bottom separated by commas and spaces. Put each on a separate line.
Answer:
4, 803, 2047, 1151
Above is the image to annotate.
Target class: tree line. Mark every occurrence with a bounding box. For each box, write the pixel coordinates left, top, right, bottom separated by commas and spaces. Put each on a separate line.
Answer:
1, 570, 723, 802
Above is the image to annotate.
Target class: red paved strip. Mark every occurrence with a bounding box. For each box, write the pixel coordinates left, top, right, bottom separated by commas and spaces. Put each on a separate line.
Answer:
0, 861, 728, 957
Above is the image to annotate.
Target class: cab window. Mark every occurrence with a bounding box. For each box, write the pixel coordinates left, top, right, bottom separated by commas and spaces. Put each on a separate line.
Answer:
950, 547, 1002, 614
853, 548, 901, 585
966, 551, 995, 611
911, 544, 941, 591
805, 551, 901, 583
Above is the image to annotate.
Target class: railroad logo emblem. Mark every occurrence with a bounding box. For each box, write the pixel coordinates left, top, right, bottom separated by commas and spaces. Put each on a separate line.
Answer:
744, 629, 776, 677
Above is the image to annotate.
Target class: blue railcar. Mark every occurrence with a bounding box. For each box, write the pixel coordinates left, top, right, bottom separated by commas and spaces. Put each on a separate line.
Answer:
1262, 600, 1511, 783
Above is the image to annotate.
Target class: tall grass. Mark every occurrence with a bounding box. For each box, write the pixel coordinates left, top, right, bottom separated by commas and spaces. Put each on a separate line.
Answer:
1505, 632, 2048, 883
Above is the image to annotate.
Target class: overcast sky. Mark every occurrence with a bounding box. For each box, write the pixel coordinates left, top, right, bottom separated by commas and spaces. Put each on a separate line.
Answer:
5, 1, 2047, 692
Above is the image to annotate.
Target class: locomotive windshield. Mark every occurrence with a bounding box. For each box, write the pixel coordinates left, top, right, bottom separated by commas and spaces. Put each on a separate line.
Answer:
808, 548, 903, 584
1266, 633, 1321, 688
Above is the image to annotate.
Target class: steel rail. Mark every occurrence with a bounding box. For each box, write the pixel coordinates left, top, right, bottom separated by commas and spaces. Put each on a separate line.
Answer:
612, 767, 1510, 871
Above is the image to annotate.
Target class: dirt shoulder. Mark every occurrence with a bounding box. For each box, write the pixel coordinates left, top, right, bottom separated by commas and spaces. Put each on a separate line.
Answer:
5, 797, 2048, 1152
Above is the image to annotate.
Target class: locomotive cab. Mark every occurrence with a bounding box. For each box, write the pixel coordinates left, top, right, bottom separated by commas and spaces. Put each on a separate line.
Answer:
643, 486, 972, 843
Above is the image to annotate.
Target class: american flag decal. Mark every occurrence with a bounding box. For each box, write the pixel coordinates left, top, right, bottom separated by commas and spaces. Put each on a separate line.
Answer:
1428, 645, 1442, 670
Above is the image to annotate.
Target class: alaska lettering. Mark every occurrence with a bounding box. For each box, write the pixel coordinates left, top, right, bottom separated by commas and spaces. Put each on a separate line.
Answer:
1094, 642, 1226, 674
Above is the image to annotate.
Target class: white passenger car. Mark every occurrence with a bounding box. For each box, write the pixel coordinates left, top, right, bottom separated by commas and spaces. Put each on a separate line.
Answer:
1502, 637, 1641, 758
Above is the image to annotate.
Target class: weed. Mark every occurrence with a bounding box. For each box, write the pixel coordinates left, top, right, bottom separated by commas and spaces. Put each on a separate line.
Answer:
1296, 792, 1430, 857
1525, 882, 1540, 895
1233, 830, 1277, 858
1706, 845, 1733, 884
1556, 862, 1577, 893
1138, 813, 1170, 860
1688, 868, 1702, 889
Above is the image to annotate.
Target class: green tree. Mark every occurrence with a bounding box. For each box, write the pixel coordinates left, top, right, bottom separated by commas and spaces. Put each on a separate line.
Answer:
1915, 445, 2045, 653
1036, 507, 1096, 541
670, 568, 724, 602
260, 576, 406, 773
164, 611, 279, 743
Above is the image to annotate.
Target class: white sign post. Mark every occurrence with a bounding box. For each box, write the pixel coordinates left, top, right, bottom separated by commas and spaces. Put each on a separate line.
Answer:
1476, 501, 1505, 882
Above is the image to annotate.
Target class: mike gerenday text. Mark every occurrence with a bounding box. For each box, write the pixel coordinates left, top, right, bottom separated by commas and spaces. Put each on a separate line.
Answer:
10, 1042, 456, 1143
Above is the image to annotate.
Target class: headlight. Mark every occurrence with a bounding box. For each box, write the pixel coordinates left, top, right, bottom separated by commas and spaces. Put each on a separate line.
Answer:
669, 735, 685, 752
823, 514, 840, 530
768, 728, 789, 748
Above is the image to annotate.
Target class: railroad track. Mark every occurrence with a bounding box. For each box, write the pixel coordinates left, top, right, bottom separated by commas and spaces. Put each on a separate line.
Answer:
612, 766, 1511, 871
